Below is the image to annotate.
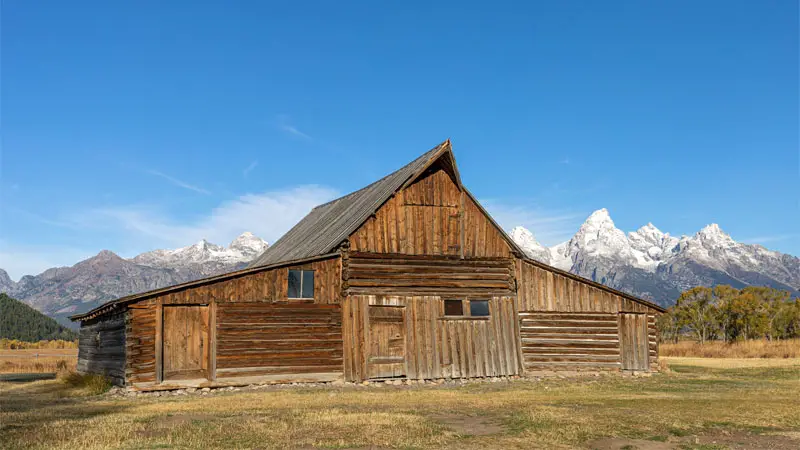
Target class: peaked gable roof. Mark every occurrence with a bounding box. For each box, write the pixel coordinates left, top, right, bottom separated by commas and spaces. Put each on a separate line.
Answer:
250, 140, 525, 267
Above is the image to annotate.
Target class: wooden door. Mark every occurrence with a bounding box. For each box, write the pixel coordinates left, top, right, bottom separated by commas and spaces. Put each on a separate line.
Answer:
367, 306, 406, 378
619, 313, 649, 371
163, 305, 209, 380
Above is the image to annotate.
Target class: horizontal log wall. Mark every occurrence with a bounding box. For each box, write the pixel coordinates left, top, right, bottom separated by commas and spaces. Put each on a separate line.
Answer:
519, 312, 621, 371
345, 252, 515, 297
343, 295, 521, 381
515, 260, 661, 314
77, 312, 126, 386
648, 314, 658, 369
215, 302, 343, 378
350, 168, 513, 258
156, 257, 341, 305
127, 302, 157, 384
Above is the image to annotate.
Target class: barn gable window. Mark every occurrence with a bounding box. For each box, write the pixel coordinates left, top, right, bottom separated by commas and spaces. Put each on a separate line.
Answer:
288, 270, 314, 299
444, 299, 463, 316
443, 299, 490, 319
469, 300, 490, 316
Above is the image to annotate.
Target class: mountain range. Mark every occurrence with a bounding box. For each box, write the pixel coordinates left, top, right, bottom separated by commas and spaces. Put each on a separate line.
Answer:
1, 211, 797, 326
511, 209, 800, 306
0, 232, 268, 326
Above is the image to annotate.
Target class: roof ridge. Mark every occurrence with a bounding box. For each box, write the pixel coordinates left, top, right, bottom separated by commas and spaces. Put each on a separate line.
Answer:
311, 140, 449, 211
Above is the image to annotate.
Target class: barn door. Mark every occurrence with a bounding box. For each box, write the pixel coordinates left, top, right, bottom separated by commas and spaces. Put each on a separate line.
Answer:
367, 306, 406, 378
619, 313, 649, 371
163, 305, 209, 380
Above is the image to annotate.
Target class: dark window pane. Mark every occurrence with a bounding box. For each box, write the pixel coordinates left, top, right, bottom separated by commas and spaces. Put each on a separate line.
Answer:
470, 300, 490, 316
444, 300, 463, 316
301, 270, 314, 298
288, 270, 301, 298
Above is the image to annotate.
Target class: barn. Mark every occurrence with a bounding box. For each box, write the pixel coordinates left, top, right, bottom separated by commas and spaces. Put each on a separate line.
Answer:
71, 140, 664, 389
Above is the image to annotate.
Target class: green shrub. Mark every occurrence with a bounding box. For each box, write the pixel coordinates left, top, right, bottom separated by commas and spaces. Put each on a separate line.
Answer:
59, 372, 112, 395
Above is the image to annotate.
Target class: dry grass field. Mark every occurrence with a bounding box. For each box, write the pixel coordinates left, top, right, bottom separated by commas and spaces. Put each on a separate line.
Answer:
660, 339, 800, 359
1, 359, 799, 450
0, 348, 78, 374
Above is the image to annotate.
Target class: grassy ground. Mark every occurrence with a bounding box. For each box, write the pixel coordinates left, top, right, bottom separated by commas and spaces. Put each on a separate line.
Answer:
1, 359, 798, 450
660, 339, 800, 358
0, 349, 78, 373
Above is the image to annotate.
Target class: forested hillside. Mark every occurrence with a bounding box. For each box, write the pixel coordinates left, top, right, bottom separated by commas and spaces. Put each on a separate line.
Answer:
0, 293, 78, 342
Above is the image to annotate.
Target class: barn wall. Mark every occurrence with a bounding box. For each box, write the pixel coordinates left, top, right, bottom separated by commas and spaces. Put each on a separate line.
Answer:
461, 193, 513, 258
519, 311, 622, 371
349, 168, 513, 258
127, 301, 158, 384
342, 294, 521, 381
156, 257, 340, 305
121, 256, 343, 386
344, 252, 515, 298
77, 311, 126, 386
215, 302, 342, 378
515, 260, 660, 372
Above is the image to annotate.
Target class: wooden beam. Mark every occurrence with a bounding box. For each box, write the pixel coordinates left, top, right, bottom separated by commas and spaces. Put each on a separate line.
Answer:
209, 301, 217, 381
155, 301, 163, 384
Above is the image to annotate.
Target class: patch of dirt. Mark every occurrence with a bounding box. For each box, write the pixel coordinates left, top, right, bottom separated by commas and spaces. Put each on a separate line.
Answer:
136, 413, 216, 439
587, 430, 800, 450
586, 437, 675, 450
429, 413, 506, 436
694, 429, 800, 449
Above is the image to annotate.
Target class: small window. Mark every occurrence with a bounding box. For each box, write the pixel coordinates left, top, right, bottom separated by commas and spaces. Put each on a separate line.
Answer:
469, 300, 490, 317
288, 270, 314, 299
444, 299, 463, 316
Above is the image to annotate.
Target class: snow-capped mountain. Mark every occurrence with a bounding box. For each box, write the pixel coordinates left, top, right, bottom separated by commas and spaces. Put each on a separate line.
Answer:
0, 233, 268, 326
132, 232, 269, 278
512, 210, 800, 307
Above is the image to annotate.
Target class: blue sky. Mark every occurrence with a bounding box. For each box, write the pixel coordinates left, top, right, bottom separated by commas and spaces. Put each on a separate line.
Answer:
1, 1, 798, 280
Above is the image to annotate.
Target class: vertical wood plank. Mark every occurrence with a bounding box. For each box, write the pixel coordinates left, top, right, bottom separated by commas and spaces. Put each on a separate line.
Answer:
155, 301, 163, 383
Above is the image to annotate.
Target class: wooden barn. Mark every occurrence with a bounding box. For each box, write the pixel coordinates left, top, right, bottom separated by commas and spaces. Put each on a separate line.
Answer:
71, 140, 664, 389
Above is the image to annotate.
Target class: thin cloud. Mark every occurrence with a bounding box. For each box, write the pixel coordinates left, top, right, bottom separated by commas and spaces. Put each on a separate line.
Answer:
276, 114, 312, 140
742, 234, 800, 245
480, 200, 583, 245
279, 123, 312, 140
67, 185, 339, 249
558, 158, 570, 165
243, 161, 258, 178
147, 170, 211, 195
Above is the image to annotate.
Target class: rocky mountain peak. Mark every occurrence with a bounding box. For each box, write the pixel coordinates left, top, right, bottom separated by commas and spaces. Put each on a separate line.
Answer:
510, 226, 550, 263
229, 232, 269, 255
0, 269, 15, 291
696, 223, 734, 246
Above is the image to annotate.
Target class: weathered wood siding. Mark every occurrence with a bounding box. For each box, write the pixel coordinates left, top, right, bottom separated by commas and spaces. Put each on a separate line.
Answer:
461, 193, 513, 258
515, 260, 661, 315
349, 168, 512, 258
127, 302, 158, 384
515, 260, 660, 372
215, 302, 343, 378
77, 312, 126, 386
519, 312, 621, 371
121, 257, 342, 386
155, 257, 341, 305
344, 252, 515, 298
647, 313, 658, 369
342, 295, 521, 381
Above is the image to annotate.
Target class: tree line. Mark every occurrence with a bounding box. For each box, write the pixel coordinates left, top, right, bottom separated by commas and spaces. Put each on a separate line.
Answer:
0, 293, 78, 342
657, 285, 800, 344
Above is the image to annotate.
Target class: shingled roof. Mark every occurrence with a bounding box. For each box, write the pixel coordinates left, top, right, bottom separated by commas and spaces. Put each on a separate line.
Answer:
249, 140, 466, 267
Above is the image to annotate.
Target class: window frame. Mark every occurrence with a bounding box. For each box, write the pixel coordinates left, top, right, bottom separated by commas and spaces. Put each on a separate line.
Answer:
441, 298, 490, 320
287, 269, 315, 299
